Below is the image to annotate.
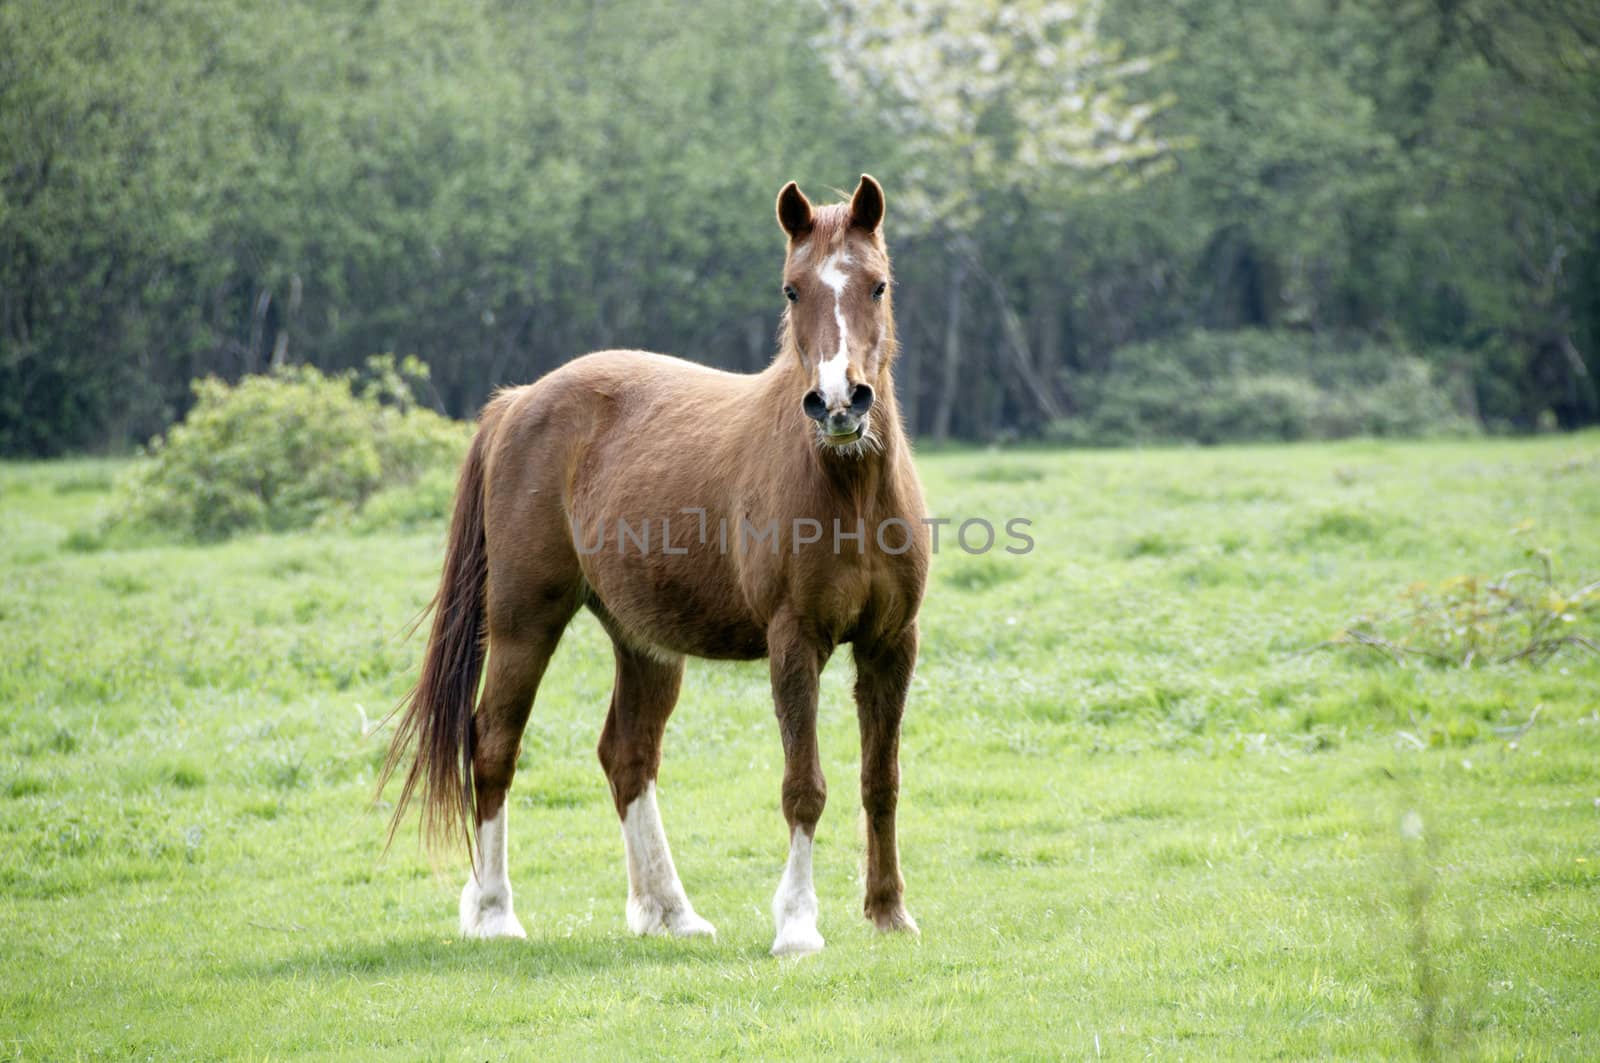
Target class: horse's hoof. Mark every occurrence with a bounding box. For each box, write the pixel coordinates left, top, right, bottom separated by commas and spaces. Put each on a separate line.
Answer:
460, 906, 527, 940
868, 904, 919, 935
460, 880, 527, 939
771, 923, 825, 957
665, 909, 718, 938
628, 896, 716, 938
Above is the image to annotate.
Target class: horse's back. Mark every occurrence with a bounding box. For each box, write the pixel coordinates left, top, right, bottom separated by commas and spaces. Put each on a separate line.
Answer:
524, 348, 756, 408
477, 349, 773, 658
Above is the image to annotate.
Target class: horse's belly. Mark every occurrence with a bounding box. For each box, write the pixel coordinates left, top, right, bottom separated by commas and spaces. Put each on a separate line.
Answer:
580, 550, 769, 661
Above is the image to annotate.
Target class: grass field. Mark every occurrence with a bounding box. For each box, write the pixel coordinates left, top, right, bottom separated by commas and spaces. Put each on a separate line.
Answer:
2, 436, 1598, 1059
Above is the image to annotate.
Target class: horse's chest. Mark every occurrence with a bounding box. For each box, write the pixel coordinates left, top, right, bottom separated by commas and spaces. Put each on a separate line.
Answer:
800, 564, 872, 628
792, 546, 922, 642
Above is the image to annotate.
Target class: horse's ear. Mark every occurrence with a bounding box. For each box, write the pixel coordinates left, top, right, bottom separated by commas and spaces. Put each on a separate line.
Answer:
849, 174, 885, 233
776, 181, 814, 238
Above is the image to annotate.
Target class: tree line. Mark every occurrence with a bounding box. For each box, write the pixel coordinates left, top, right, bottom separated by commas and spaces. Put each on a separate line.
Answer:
2, 0, 1597, 455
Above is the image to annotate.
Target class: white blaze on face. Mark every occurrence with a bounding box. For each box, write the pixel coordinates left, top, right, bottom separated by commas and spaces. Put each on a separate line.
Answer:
459, 803, 526, 939
770, 826, 824, 956
815, 252, 853, 409
620, 781, 716, 937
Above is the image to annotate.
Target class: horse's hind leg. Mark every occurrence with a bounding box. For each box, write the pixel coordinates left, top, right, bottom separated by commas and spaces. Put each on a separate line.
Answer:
597, 641, 715, 937
459, 608, 573, 939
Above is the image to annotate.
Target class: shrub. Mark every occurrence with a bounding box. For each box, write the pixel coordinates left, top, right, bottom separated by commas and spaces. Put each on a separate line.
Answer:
1052, 330, 1478, 445
1324, 525, 1599, 667
350, 467, 458, 534
109, 357, 467, 541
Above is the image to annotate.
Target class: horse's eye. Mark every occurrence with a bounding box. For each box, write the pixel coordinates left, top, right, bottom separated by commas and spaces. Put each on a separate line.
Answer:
783, 284, 799, 303
872, 281, 887, 302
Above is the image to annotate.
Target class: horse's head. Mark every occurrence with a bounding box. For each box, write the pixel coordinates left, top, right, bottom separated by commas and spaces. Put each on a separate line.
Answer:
776, 175, 895, 452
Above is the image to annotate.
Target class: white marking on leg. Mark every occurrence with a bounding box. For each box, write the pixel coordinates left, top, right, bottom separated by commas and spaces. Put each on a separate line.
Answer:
770, 827, 824, 956
459, 803, 526, 939
621, 782, 716, 938
816, 253, 854, 408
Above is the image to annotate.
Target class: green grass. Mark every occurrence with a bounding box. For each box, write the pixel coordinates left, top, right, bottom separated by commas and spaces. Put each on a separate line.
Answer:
3, 436, 1599, 1059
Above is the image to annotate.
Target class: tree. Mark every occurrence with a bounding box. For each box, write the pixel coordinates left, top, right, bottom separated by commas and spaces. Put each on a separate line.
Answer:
817, 0, 1172, 437
3, 0, 1596, 453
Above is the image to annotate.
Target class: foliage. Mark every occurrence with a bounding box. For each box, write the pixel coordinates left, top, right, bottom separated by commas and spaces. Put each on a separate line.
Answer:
0, 0, 1596, 453
1082, 0, 1600, 433
1332, 525, 1600, 667
0, 0, 861, 455
349, 467, 458, 535
816, 0, 1174, 437
1052, 330, 1475, 445
108, 359, 464, 541
3, 438, 1598, 1055
358, 355, 467, 486
817, 0, 1171, 228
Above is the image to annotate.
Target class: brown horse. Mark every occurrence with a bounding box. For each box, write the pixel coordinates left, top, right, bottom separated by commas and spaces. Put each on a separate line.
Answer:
380, 175, 928, 956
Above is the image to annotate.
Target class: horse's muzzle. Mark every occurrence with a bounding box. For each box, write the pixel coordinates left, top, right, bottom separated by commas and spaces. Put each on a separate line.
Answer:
822, 413, 864, 443
802, 383, 874, 444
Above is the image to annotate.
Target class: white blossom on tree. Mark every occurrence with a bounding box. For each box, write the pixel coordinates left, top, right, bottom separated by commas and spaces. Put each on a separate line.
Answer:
817, 0, 1172, 228
817, 0, 1173, 434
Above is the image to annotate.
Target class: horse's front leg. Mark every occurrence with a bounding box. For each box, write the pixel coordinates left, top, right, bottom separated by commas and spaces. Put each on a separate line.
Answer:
767, 613, 829, 956
853, 624, 919, 934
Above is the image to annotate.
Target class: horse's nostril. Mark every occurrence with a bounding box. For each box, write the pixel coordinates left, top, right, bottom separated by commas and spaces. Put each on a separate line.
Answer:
848, 383, 875, 416
801, 389, 828, 422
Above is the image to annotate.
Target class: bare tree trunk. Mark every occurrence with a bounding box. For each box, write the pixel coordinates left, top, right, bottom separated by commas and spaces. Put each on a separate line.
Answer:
900, 317, 922, 436
248, 289, 271, 375
1033, 267, 1062, 390
982, 269, 1064, 426
270, 273, 302, 370
486, 305, 537, 407
932, 255, 967, 442
938, 235, 1065, 431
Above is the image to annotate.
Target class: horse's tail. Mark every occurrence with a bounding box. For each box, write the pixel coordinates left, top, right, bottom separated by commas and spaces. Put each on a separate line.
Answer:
378, 420, 493, 860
